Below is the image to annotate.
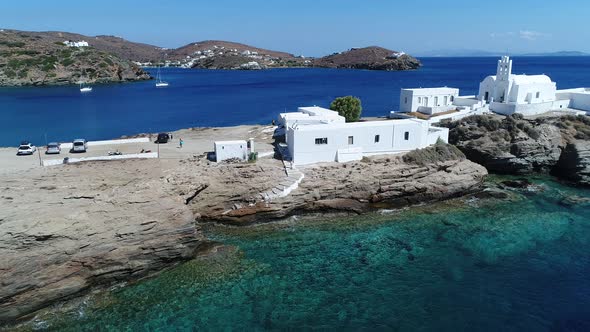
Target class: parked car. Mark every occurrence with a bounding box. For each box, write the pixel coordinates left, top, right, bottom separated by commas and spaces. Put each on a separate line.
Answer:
16, 141, 36, 155
46, 142, 61, 154
72, 139, 88, 153
155, 133, 170, 144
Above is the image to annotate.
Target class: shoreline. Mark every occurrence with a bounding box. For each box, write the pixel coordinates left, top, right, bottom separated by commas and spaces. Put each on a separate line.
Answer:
0, 124, 488, 322
6, 173, 572, 330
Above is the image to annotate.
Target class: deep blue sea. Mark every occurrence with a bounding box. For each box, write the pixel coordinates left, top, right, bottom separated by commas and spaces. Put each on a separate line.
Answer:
1, 56, 589, 147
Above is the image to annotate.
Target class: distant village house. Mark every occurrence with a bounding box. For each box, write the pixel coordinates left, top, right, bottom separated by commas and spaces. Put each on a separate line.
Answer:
63, 40, 89, 48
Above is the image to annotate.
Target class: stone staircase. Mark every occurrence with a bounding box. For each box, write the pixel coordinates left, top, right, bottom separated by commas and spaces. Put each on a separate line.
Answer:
258, 167, 304, 202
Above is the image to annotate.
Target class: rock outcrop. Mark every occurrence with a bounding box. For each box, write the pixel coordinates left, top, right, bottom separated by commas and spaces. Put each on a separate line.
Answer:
0, 160, 205, 322
0, 30, 151, 86
175, 144, 487, 224
555, 141, 590, 186
445, 114, 590, 186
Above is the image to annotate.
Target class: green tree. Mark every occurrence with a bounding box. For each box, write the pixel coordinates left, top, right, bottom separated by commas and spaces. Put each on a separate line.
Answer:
330, 96, 362, 122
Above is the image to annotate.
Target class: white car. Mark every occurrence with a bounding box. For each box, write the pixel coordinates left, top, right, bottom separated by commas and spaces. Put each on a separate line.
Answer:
72, 139, 87, 153
46, 142, 61, 154
17, 142, 36, 155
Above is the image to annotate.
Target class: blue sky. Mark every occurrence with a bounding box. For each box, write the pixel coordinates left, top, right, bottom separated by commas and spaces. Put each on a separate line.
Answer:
2, 0, 589, 56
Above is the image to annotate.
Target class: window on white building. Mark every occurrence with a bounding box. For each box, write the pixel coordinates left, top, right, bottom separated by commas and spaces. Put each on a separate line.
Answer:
444, 96, 448, 105
405, 97, 408, 104
374, 135, 380, 143
536, 92, 540, 98
404, 132, 410, 140
418, 97, 422, 104
348, 136, 354, 145
315, 138, 328, 145
450, 96, 454, 102
434, 96, 439, 106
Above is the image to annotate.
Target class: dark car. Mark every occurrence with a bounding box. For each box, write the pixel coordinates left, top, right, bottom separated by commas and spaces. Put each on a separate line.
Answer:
155, 133, 170, 144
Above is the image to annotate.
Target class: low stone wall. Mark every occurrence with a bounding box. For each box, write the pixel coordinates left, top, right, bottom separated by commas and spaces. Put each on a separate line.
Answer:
43, 152, 158, 166
59, 137, 149, 149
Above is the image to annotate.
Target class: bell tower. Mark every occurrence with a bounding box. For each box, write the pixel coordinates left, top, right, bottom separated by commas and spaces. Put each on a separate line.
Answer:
497, 56, 512, 81
495, 56, 512, 103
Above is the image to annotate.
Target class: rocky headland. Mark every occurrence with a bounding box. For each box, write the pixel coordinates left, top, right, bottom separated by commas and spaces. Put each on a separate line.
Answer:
0, 30, 151, 86
443, 114, 590, 186
312, 47, 420, 71
0, 126, 486, 323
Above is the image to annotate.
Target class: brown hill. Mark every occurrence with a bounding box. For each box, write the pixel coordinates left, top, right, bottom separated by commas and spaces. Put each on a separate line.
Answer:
0, 29, 421, 76
171, 40, 295, 60
0, 30, 150, 86
313, 46, 421, 70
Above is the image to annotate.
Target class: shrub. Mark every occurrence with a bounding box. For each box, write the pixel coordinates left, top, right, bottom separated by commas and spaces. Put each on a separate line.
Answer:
330, 96, 362, 122
248, 152, 258, 162
61, 58, 75, 67
3, 69, 16, 78
524, 127, 541, 140
0, 41, 25, 48
402, 143, 465, 165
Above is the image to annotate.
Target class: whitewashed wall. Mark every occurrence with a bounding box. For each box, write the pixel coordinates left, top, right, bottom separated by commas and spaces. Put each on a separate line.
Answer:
510, 82, 556, 104
288, 120, 432, 165
400, 88, 459, 114
215, 141, 248, 162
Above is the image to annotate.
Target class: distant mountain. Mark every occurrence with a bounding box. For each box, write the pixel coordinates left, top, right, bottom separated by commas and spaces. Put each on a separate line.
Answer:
418, 49, 590, 57
0, 29, 150, 86
518, 51, 590, 57
417, 49, 504, 57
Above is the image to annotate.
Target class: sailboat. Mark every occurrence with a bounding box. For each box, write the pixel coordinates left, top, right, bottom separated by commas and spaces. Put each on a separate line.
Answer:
155, 65, 169, 87
79, 69, 92, 92
79, 82, 92, 93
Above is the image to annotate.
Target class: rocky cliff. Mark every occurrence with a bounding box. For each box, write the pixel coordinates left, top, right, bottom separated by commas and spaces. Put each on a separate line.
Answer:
0, 160, 206, 322
444, 114, 590, 186
170, 144, 487, 224
0, 30, 151, 86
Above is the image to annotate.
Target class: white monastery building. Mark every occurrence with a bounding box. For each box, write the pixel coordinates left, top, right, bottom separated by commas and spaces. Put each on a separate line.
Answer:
398, 56, 590, 118
281, 107, 448, 165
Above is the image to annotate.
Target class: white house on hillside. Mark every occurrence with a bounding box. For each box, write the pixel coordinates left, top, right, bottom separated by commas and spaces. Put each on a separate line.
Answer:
283, 107, 448, 165
63, 40, 89, 48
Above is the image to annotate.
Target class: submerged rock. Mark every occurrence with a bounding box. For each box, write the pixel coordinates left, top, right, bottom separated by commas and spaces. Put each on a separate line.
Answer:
500, 178, 533, 189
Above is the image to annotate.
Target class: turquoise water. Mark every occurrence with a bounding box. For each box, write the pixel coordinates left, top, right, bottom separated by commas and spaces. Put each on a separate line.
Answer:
24, 177, 590, 331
